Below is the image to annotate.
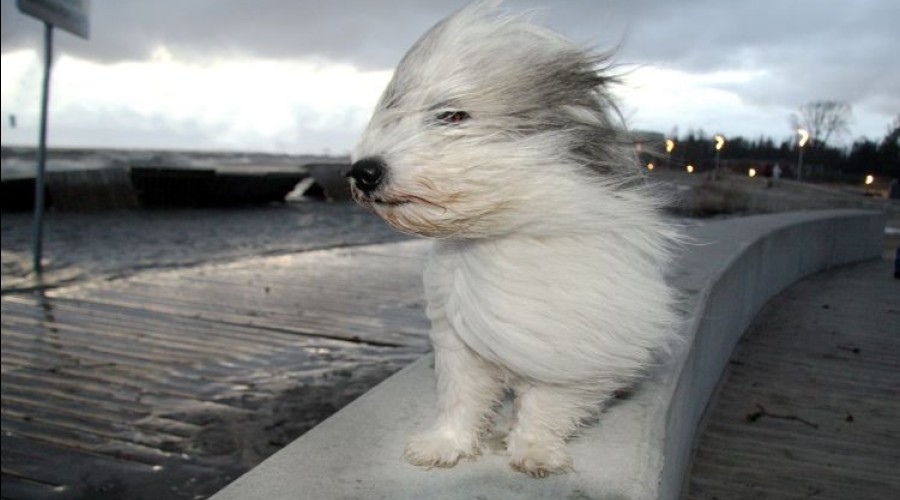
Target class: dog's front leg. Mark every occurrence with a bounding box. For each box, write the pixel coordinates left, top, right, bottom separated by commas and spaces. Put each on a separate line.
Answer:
404, 322, 502, 468
507, 384, 596, 477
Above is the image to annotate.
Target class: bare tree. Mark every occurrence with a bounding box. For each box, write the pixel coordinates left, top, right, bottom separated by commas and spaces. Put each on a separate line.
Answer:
790, 100, 853, 146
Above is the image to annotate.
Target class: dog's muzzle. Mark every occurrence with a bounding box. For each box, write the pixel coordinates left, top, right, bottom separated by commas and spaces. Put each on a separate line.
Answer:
348, 157, 387, 195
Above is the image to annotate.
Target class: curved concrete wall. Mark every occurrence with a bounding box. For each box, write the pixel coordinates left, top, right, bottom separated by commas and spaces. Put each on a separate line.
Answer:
212, 210, 884, 500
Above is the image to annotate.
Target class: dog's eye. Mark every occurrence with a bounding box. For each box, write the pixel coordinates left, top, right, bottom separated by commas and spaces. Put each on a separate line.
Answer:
435, 111, 470, 124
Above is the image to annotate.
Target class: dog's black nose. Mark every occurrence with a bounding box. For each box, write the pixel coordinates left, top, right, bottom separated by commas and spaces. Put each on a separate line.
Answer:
348, 157, 386, 193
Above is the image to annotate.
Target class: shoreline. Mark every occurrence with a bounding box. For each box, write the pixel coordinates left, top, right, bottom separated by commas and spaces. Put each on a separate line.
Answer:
1, 201, 412, 293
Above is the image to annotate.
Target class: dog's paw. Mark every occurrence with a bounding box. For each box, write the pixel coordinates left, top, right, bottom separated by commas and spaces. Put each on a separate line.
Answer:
404, 431, 479, 468
508, 441, 574, 478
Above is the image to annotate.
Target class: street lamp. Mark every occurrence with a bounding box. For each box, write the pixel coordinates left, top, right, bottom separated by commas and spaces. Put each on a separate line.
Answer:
797, 128, 809, 181
713, 135, 725, 180
864, 174, 876, 196
665, 139, 675, 169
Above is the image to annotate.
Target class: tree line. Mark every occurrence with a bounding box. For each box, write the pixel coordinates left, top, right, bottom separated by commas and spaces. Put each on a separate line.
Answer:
657, 104, 898, 181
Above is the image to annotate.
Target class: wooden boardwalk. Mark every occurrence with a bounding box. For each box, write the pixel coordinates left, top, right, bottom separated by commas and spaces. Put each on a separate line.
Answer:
1, 241, 432, 499
685, 257, 900, 499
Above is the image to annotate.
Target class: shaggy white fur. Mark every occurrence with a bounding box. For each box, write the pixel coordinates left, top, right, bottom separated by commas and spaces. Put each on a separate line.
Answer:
349, 0, 679, 477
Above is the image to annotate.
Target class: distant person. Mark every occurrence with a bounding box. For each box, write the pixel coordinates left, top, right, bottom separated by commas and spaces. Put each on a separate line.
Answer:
768, 163, 782, 189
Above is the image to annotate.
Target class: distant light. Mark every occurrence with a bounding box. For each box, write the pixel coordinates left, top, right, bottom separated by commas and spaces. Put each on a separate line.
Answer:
647, 162, 654, 171
665, 139, 675, 153
635, 143, 643, 153
749, 168, 757, 178
865, 174, 875, 185
797, 128, 810, 148
714, 135, 725, 151
686, 165, 694, 174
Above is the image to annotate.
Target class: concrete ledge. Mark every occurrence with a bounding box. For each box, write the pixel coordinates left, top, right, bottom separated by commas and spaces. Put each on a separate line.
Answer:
211, 210, 884, 500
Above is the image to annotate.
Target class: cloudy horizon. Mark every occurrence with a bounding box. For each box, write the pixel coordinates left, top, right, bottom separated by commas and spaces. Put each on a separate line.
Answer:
2, 0, 898, 155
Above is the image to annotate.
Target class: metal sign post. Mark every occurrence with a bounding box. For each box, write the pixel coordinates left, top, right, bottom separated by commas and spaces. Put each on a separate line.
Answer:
16, 0, 90, 276
32, 21, 54, 275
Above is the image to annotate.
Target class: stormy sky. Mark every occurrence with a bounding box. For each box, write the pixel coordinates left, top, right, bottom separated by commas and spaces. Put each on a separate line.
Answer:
2, 0, 898, 154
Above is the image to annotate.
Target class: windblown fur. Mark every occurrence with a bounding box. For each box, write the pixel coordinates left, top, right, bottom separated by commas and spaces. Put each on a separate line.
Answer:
349, 0, 679, 477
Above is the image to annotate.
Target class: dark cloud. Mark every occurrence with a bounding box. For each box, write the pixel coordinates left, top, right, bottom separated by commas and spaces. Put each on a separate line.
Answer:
4, 1, 897, 73
2, 0, 469, 68
3, 0, 897, 137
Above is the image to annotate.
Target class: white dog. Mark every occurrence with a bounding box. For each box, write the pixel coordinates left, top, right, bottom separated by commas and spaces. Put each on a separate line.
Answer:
349, 1, 679, 477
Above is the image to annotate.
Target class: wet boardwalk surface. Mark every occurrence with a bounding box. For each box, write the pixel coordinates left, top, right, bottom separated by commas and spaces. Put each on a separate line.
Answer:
685, 256, 900, 499
1, 240, 432, 500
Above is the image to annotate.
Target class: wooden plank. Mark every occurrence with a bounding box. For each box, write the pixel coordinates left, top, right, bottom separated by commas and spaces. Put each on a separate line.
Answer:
1, 240, 431, 499
47, 272, 430, 347
684, 258, 900, 499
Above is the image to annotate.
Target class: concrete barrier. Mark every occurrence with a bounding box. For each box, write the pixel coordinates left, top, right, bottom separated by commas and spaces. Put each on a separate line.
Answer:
211, 210, 884, 500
